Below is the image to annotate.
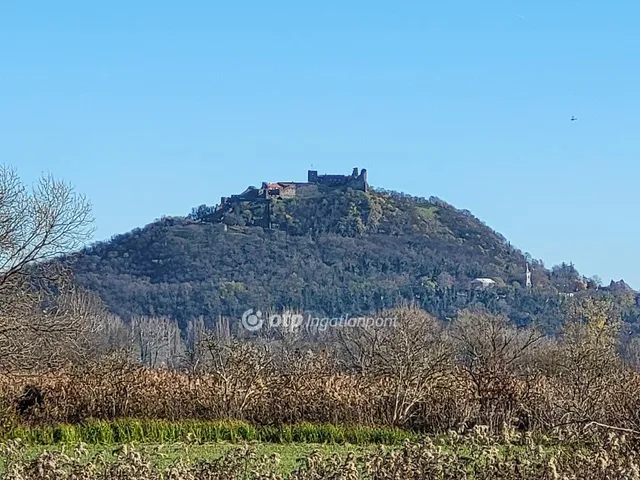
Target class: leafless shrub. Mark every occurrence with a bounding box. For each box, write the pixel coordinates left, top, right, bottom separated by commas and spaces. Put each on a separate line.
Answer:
194, 335, 275, 419
449, 308, 545, 430
339, 306, 453, 426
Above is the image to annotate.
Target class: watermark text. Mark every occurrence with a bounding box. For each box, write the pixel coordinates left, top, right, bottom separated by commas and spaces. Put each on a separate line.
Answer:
241, 309, 396, 332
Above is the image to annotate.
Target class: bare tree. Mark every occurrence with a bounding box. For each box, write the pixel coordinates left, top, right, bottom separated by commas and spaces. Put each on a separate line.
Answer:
0, 166, 93, 288
196, 335, 274, 418
339, 306, 453, 426
0, 166, 94, 370
0, 276, 106, 369
92, 313, 135, 357
184, 316, 207, 372
543, 297, 625, 430
130, 316, 185, 368
450, 308, 545, 429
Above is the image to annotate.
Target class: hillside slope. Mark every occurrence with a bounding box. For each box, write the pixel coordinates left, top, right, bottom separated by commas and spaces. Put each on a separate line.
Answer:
69, 187, 639, 331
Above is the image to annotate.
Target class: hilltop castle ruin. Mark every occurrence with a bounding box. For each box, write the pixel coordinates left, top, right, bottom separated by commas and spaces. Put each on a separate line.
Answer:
308, 167, 368, 191
220, 167, 368, 205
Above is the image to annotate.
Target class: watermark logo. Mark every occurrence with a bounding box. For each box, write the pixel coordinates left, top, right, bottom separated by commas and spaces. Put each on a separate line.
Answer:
266, 312, 305, 329
241, 309, 264, 331
240, 309, 396, 332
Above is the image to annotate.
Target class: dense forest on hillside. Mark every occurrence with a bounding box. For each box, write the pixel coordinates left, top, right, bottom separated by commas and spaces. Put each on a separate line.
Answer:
68, 188, 640, 332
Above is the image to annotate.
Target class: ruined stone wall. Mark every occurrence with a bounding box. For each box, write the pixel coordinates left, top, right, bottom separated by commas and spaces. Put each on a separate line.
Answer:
306, 168, 368, 192
279, 184, 298, 198
294, 183, 319, 198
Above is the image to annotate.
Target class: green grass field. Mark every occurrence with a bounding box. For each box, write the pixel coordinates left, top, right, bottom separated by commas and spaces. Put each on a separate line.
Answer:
0, 420, 413, 476
1, 441, 381, 475
0, 420, 619, 478
2, 419, 416, 446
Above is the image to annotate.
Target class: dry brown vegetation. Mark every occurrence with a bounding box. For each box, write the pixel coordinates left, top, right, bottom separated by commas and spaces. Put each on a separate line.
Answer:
1, 301, 640, 439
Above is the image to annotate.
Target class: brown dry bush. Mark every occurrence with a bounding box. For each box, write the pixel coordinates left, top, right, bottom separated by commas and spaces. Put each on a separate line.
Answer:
1, 302, 640, 437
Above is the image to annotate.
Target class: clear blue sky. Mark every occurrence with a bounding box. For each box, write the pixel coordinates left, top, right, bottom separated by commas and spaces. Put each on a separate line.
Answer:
2, 1, 639, 286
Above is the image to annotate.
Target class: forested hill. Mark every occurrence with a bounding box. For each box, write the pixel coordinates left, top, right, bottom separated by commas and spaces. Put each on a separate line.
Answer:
68, 187, 640, 332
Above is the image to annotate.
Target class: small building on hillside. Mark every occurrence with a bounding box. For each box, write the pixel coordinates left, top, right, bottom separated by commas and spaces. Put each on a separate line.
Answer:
471, 278, 497, 289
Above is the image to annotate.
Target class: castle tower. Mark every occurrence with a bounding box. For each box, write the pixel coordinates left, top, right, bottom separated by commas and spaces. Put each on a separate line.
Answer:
526, 262, 532, 289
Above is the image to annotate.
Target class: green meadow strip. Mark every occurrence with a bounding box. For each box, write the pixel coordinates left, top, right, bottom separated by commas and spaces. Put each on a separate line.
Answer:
1, 420, 417, 446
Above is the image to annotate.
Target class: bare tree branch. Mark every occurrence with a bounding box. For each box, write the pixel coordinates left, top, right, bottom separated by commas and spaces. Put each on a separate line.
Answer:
0, 165, 96, 371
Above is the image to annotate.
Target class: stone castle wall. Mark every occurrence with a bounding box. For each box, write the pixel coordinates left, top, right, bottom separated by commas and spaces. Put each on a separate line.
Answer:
220, 168, 368, 207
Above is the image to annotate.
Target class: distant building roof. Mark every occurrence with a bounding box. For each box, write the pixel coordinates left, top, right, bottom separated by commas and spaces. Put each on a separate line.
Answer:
472, 278, 497, 288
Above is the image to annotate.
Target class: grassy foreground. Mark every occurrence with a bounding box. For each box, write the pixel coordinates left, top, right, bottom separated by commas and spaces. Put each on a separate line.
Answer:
0, 441, 377, 476
0, 430, 632, 479
2, 419, 416, 446
2, 421, 638, 478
